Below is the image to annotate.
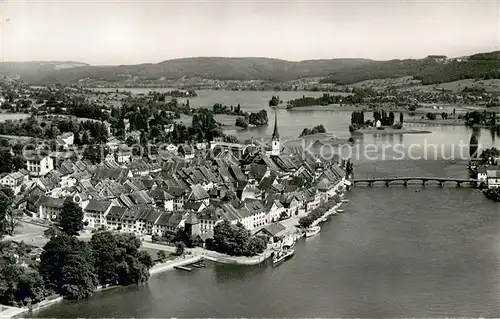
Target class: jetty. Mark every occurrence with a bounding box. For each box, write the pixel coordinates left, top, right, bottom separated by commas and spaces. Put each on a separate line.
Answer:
174, 265, 193, 272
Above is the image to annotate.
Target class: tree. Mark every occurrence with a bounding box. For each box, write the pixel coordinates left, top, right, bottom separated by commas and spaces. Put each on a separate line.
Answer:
59, 199, 84, 236
389, 112, 395, 125
39, 234, 98, 300
175, 242, 185, 256
211, 220, 265, 256
90, 232, 152, 286
0, 150, 15, 174
0, 260, 49, 307
81, 131, 90, 145
469, 129, 480, 159
89, 232, 120, 285
235, 117, 248, 129
269, 95, 280, 107
299, 216, 313, 228
0, 187, 17, 236
157, 250, 167, 262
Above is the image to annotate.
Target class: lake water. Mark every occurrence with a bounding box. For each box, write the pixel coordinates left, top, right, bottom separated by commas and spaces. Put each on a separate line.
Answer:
38, 90, 500, 318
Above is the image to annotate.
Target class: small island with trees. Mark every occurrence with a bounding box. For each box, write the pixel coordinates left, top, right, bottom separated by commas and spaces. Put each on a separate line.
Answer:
235, 110, 269, 129
299, 125, 327, 137
269, 95, 283, 107
349, 110, 431, 135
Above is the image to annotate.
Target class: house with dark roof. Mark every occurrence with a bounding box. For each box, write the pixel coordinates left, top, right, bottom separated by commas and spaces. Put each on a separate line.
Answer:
240, 198, 266, 230
188, 184, 210, 205
184, 200, 207, 213
178, 144, 194, 160
316, 165, 346, 198
134, 206, 163, 235
84, 199, 114, 229
264, 193, 285, 223
166, 187, 189, 210
26, 195, 65, 221
23, 151, 54, 177
0, 169, 29, 195
93, 167, 132, 183
149, 188, 174, 211
254, 222, 287, 243
152, 211, 187, 236
106, 206, 128, 231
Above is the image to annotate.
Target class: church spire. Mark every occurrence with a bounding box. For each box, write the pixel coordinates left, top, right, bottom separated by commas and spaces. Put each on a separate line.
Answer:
272, 111, 279, 140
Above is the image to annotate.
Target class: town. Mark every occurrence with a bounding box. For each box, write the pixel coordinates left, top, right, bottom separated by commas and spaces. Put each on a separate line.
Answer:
0, 79, 351, 316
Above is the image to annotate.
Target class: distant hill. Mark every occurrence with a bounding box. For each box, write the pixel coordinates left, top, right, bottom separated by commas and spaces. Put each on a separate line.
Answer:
320, 52, 500, 85
0, 57, 373, 84
1, 52, 499, 85
0, 61, 89, 79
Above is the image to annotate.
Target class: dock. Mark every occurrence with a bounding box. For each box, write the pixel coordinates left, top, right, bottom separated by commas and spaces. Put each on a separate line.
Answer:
174, 265, 193, 272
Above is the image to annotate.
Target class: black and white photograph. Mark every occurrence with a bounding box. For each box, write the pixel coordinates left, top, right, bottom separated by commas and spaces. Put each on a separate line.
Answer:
0, 0, 499, 317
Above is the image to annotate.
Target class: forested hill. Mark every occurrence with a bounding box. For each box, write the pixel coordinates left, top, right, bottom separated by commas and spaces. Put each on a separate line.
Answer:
319, 51, 500, 85
1, 52, 499, 85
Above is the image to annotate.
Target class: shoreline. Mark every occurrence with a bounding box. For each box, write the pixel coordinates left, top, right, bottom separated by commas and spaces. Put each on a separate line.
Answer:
404, 119, 465, 126
352, 128, 432, 135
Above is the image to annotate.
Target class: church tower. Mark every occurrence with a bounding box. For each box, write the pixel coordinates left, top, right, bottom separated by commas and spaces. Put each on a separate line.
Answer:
271, 111, 280, 156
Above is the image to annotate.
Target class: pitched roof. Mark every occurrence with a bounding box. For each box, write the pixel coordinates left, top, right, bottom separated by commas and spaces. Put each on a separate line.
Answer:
258, 222, 286, 237
149, 188, 174, 201
189, 184, 209, 201
85, 200, 112, 212
106, 206, 127, 219
37, 196, 65, 209
185, 212, 199, 225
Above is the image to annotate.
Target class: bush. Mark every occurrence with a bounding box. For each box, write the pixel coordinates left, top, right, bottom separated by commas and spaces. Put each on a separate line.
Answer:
175, 242, 185, 256
235, 117, 248, 128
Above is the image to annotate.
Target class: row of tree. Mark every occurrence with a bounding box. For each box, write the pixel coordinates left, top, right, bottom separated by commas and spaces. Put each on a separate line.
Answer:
298, 195, 341, 229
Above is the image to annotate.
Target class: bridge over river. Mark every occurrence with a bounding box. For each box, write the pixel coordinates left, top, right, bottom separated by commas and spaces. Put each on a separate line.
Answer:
352, 177, 479, 188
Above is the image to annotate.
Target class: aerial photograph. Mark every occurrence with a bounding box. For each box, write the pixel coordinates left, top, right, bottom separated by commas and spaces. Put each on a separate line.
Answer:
0, 0, 499, 318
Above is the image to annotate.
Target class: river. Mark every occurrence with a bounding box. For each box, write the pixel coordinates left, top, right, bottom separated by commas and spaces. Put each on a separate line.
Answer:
38, 90, 500, 318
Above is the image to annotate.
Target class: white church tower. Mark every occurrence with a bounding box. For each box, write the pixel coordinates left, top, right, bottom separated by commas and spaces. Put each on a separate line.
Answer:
271, 111, 280, 156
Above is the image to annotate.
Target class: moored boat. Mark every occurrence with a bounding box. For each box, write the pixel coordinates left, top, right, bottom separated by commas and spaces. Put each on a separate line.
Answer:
342, 199, 350, 203
273, 236, 296, 265
336, 209, 345, 213
272, 248, 295, 265
305, 226, 321, 238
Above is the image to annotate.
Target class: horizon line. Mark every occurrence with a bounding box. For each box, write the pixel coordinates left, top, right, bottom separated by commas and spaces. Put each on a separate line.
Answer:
0, 51, 489, 67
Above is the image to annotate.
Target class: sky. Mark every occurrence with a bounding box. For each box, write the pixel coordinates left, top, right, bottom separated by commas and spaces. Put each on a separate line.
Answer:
0, 0, 499, 65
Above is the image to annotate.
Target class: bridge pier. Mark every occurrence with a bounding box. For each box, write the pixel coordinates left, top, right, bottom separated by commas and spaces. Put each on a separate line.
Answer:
368, 182, 373, 187
438, 181, 443, 188
385, 181, 390, 187
422, 180, 427, 186
403, 180, 408, 187
456, 182, 462, 188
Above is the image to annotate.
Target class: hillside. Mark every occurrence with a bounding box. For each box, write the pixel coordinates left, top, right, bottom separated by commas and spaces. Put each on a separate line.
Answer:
0, 52, 499, 86
320, 51, 500, 85
0, 57, 373, 84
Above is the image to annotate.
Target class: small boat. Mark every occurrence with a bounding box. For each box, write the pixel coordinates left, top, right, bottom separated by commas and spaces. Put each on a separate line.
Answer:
272, 248, 295, 265
273, 237, 296, 265
336, 209, 345, 214
342, 199, 350, 203
305, 226, 321, 238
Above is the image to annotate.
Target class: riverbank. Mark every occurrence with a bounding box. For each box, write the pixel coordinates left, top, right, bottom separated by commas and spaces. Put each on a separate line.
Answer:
149, 255, 204, 275
404, 118, 465, 126
311, 202, 343, 228
352, 127, 432, 135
